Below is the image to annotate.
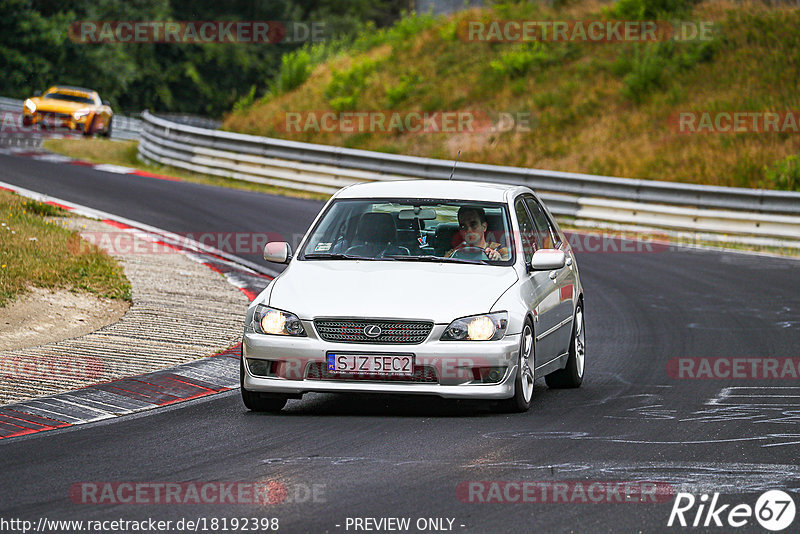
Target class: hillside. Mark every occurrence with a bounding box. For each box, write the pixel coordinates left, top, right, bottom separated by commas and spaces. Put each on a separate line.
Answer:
223, 0, 800, 190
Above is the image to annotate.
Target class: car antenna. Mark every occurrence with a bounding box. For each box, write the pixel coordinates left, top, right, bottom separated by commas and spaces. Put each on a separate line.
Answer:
449, 150, 461, 180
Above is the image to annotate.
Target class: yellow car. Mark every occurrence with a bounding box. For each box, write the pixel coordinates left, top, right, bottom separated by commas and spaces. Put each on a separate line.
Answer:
23, 85, 113, 137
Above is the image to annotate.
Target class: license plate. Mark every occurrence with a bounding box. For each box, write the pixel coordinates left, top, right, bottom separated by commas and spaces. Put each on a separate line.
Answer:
327, 353, 413, 375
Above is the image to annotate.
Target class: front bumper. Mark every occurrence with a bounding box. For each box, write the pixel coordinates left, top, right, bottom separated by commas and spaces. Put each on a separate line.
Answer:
242, 324, 521, 400
23, 111, 87, 131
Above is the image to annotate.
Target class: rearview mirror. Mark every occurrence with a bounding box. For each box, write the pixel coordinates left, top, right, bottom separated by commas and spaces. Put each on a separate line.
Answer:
398, 208, 437, 220
530, 249, 566, 271
263, 241, 292, 264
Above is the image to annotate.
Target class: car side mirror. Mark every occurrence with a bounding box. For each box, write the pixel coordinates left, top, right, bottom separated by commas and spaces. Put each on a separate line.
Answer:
33, 90, 41, 97
102, 100, 110, 106
263, 241, 292, 264
529, 249, 566, 271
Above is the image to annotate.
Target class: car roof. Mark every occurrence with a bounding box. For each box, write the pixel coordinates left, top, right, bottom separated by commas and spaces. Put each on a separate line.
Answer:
334, 179, 528, 202
46, 85, 97, 95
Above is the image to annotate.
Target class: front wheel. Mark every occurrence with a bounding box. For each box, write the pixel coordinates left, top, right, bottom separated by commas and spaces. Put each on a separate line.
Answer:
240, 357, 288, 412
100, 117, 112, 138
82, 117, 95, 136
545, 303, 585, 389
498, 318, 535, 413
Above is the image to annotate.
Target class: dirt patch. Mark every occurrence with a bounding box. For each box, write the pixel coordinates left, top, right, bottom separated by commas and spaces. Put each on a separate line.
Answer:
0, 287, 130, 351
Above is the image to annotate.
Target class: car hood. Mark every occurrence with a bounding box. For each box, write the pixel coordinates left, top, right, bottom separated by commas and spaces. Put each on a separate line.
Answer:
30, 97, 93, 114
268, 260, 518, 323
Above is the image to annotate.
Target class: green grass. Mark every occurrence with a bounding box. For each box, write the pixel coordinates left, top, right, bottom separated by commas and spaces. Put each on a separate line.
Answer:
0, 190, 131, 307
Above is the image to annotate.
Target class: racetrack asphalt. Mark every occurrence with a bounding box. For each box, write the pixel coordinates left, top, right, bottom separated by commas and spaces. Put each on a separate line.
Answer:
1, 151, 799, 533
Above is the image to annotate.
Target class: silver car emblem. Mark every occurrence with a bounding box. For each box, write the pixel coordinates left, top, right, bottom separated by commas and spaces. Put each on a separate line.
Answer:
364, 325, 382, 338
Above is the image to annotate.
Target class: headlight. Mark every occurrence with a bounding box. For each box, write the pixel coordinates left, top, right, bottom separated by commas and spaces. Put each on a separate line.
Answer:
24, 99, 36, 113
73, 109, 91, 120
441, 312, 508, 341
253, 305, 306, 336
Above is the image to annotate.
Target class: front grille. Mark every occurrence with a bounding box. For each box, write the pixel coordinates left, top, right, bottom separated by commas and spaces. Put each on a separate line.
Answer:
314, 319, 433, 344
306, 362, 438, 383
38, 112, 70, 121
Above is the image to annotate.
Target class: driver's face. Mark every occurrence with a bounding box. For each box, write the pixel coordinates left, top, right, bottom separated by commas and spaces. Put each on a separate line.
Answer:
458, 213, 486, 245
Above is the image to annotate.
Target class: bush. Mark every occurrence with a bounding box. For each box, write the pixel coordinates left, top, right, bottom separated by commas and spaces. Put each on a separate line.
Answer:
490, 42, 571, 78
618, 39, 716, 103
763, 155, 800, 191
605, 0, 697, 19
232, 85, 257, 113
271, 50, 312, 95
325, 59, 379, 111
385, 74, 420, 108
621, 45, 668, 103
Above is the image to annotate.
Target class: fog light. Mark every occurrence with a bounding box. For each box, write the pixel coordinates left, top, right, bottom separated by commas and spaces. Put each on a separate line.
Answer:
476, 367, 506, 383
246, 358, 272, 377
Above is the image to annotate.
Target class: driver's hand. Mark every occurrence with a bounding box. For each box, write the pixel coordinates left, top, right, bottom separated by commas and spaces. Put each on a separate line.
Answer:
485, 247, 501, 260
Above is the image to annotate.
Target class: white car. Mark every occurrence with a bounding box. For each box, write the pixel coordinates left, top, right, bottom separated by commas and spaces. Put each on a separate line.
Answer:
241, 180, 585, 412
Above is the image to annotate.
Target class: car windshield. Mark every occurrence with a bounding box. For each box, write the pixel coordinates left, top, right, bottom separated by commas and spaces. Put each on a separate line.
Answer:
44, 92, 94, 105
301, 198, 515, 265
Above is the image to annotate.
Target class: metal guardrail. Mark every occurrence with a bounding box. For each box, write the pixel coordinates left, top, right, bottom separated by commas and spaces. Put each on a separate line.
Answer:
154, 113, 221, 130
0, 96, 142, 141
137, 110, 800, 247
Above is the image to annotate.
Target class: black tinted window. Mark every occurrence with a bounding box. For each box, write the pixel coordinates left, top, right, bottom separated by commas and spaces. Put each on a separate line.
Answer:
44, 93, 94, 105
524, 196, 560, 249
514, 199, 536, 262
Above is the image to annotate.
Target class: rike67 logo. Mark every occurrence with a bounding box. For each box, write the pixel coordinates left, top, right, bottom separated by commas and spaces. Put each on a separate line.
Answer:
668, 490, 796, 531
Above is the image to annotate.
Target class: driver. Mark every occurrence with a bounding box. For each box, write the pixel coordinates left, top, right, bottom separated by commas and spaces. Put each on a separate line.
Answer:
446, 206, 509, 260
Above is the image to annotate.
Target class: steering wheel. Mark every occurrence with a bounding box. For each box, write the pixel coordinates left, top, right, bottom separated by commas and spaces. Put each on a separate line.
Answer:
450, 246, 490, 261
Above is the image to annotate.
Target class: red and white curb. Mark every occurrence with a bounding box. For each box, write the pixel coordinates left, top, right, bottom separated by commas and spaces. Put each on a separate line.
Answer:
0, 181, 276, 441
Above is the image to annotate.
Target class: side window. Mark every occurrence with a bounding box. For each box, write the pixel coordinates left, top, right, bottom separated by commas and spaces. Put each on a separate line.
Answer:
524, 196, 560, 249
514, 199, 536, 263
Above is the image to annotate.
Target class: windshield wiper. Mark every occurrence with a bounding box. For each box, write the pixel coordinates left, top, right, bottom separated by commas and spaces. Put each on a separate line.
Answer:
304, 253, 392, 261
384, 255, 486, 265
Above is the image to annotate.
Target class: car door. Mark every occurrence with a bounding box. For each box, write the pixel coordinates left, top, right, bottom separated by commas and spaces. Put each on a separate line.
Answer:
513, 197, 562, 367
524, 195, 576, 357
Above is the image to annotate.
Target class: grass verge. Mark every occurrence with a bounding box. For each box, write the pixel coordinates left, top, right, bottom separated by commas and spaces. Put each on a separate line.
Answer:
0, 190, 131, 307
42, 138, 330, 202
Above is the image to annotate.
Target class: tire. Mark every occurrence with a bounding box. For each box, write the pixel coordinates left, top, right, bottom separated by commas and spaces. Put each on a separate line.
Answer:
100, 117, 112, 138
498, 318, 535, 413
545, 303, 585, 389
240, 357, 287, 412
83, 117, 95, 136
